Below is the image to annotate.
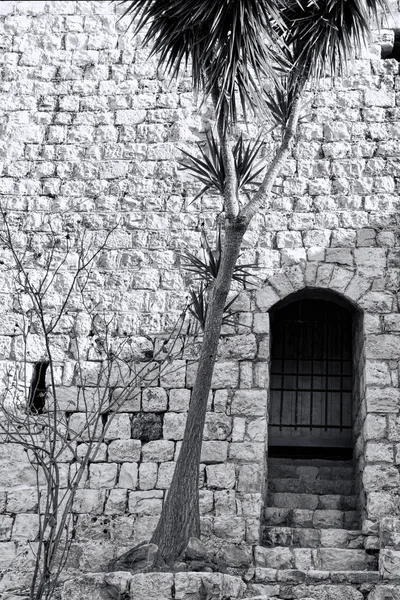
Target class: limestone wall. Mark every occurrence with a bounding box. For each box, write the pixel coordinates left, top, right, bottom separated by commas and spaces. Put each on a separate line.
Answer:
1, 0, 400, 594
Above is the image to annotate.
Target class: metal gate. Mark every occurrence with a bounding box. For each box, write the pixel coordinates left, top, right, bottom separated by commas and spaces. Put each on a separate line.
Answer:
269, 298, 353, 448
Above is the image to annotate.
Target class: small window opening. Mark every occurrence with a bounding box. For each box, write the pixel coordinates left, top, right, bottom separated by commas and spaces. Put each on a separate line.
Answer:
28, 360, 49, 414
381, 30, 400, 61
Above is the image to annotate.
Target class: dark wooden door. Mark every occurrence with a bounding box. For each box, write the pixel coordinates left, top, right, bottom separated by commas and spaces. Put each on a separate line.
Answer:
269, 299, 353, 448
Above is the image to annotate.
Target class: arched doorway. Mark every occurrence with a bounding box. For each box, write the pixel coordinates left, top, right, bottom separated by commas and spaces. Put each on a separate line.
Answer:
262, 290, 371, 565
269, 290, 355, 456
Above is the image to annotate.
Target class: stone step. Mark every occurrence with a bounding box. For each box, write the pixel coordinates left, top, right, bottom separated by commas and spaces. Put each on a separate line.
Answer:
268, 457, 354, 469
252, 567, 382, 594
264, 507, 360, 530
267, 492, 357, 511
269, 477, 354, 495
254, 546, 378, 572
268, 461, 355, 482
261, 526, 364, 549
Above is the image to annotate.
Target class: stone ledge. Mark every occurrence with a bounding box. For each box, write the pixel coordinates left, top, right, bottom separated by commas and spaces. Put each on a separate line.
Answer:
62, 571, 246, 600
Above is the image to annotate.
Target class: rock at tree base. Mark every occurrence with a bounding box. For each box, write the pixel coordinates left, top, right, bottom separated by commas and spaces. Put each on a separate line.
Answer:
107, 542, 160, 573
184, 537, 209, 561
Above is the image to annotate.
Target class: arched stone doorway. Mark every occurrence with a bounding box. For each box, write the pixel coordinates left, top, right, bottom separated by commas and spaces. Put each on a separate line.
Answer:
268, 289, 356, 457
261, 289, 373, 569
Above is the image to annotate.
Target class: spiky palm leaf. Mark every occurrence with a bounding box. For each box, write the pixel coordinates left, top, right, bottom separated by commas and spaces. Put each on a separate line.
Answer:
117, 0, 284, 128
181, 228, 257, 286
280, 0, 388, 81
179, 131, 265, 201
188, 284, 242, 330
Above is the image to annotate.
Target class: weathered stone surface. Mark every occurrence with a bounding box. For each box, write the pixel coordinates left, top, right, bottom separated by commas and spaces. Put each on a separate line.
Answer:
142, 387, 168, 412
292, 585, 363, 600
365, 336, 400, 360
108, 439, 141, 462
230, 390, 267, 416
363, 465, 400, 491
369, 586, 400, 600
380, 517, 400, 549
130, 572, 173, 599
62, 573, 130, 600
200, 441, 229, 463
108, 542, 159, 573
366, 387, 400, 412
141, 440, 175, 462
132, 413, 163, 443
380, 548, 400, 579
174, 572, 246, 600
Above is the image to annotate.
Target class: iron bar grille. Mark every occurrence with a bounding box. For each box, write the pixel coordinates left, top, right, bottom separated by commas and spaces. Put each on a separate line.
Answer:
269, 299, 353, 447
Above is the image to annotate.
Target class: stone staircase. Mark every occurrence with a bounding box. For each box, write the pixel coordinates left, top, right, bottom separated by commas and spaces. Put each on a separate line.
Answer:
257, 457, 378, 574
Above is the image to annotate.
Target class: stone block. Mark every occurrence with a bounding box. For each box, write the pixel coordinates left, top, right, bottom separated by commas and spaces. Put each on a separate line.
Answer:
160, 360, 186, 388
367, 492, 395, 519
89, 463, 118, 489
156, 462, 175, 489
108, 440, 141, 462
174, 573, 245, 600
129, 573, 173, 600
229, 442, 264, 462
169, 388, 190, 412
116, 109, 147, 125
186, 361, 239, 388
139, 462, 158, 490
366, 387, 400, 412
128, 491, 163, 516
163, 412, 187, 440
0, 516, 13, 541
117, 463, 138, 489
254, 545, 294, 569
246, 418, 267, 442
365, 361, 392, 386
255, 287, 280, 311
6, 488, 38, 513
380, 517, 400, 549
238, 463, 263, 493
365, 334, 400, 360
383, 314, 400, 332
213, 516, 246, 543
142, 440, 175, 462
104, 413, 131, 440
218, 335, 257, 359
363, 414, 387, 440
359, 291, 394, 312
104, 490, 127, 514
380, 548, 400, 579
365, 442, 394, 463
142, 387, 168, 412
203, 413, 232, 440
201, 441, 229, 463
230, 390, 267, 416
369, 587, 400, 600
206, 463, 236, 489
111, 388, 141, 412
132, 413, 163, 443
73, 490, 105, 515
388, 415, 400, 441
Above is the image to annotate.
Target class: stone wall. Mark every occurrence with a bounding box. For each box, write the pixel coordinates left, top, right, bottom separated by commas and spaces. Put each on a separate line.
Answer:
1, 0, 400, 596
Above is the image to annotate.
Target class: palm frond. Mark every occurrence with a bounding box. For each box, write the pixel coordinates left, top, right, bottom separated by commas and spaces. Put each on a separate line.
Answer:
280, 0, 389, 81
179, 130, 265, 200
116, 0, 284, 127
181, 227, 257, 288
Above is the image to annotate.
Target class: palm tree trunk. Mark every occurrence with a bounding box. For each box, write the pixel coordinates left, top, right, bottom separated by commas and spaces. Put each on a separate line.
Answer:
151, 221, 246, 562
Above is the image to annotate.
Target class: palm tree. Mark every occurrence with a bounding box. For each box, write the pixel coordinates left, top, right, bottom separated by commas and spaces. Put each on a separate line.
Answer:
117, 0, 387, 563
